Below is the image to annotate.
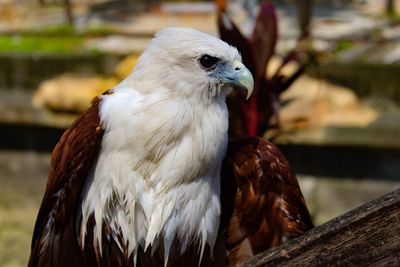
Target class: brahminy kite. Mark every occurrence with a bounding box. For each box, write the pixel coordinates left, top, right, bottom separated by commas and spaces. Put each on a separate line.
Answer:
29, 28, 313, 267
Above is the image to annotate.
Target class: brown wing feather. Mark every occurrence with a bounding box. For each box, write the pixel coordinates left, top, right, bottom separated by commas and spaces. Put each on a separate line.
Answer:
29, 97, 104, 267
220, 136, 314, 265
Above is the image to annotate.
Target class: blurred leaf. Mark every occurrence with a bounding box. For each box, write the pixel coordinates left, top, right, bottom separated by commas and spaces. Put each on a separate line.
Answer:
218, 2, 310, 137
250, 3, 278, 81
217, 12, 255, 75
278, 67, 304, 94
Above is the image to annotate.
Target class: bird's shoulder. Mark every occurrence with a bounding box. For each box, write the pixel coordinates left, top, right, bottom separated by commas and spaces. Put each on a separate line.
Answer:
220, 136, 314, 265
29, 96, 105, 267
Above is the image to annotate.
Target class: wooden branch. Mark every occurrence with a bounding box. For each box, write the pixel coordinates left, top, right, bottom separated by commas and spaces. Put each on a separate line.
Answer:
241, 188, 400, 266
63, 0, 74, 25
297, 0, 313, 38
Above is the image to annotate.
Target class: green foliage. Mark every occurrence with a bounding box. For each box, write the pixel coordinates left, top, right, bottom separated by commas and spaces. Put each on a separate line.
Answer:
0, 23, 119, 54
85, 26, 116, 36
0, 22, 119, 54
38, 24, 75, 36
35, 24, 115, 37
384, 11, 400, 20
0, 35, 88, 54
335, 40, 353, 52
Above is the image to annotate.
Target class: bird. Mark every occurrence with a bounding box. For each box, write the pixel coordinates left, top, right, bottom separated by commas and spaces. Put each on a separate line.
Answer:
29, 28, 313, 267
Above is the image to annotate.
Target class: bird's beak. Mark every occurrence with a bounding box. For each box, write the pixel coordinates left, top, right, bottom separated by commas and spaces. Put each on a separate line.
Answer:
220, 60, 254, 100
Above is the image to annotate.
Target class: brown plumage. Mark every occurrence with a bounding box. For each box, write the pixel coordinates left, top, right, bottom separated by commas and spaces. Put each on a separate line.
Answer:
29, 97, 103, 267
29, 98, 313, 267
220, 137, 314, 265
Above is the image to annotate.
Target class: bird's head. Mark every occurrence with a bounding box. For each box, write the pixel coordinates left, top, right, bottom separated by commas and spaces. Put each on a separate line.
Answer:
130, 28, 254, 101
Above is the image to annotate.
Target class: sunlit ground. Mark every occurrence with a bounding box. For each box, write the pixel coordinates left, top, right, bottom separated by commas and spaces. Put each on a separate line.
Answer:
0, 152, 48, 267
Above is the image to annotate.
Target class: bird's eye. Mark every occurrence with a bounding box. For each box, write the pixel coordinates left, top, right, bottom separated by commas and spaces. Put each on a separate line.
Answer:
199, 55, 220, 69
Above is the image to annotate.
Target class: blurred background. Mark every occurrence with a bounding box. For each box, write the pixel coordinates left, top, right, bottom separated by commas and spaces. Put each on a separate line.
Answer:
1, 0, 400, 266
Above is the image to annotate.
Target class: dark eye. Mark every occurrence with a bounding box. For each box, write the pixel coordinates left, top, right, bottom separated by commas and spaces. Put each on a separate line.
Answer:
199, 55, 220, 69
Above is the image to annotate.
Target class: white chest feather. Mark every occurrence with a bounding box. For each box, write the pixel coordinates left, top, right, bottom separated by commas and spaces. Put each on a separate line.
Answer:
80, 88, 228, 264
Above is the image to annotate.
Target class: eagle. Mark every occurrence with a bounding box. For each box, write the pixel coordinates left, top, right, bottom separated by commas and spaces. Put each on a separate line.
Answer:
29, 28, 313, 267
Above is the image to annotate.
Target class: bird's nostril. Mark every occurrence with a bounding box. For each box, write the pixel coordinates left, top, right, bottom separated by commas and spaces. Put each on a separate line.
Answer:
235, 67, 241, 71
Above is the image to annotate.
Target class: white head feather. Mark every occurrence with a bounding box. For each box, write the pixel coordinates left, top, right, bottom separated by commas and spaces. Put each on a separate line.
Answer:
122, 27, 247, 101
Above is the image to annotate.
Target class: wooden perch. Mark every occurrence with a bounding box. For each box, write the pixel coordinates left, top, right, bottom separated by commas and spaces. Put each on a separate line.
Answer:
241, 187, 400, 266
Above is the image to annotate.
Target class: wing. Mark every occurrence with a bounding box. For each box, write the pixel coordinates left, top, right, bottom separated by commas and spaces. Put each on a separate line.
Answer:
29, 96, 104, 267
220, 136, 314, 265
